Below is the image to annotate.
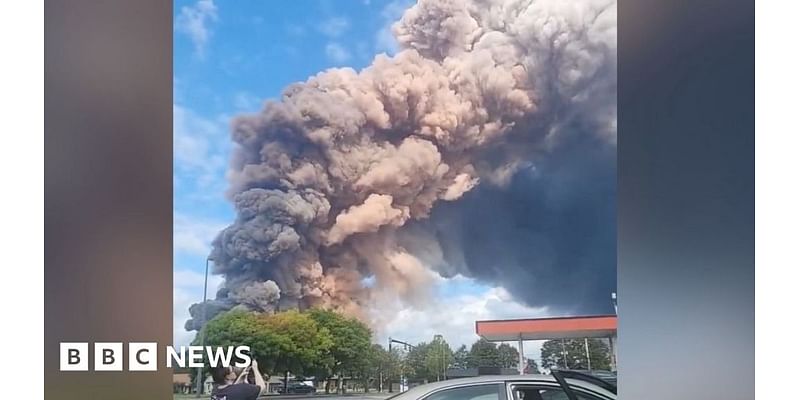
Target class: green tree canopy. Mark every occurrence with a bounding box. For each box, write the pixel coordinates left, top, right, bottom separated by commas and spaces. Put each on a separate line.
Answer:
540, 338, 611, 371
452, 345, 469, 369
497, 343, 520, 368
425, 335, 453, 381
466, 338, 501, 368
265, 310, 334, 376
198, 309, 334, 377
198, 310, 282, 373
403, 336, 454, 382
362, 343, 397, 391
307, 308, 372, 378
405, 341, 430, 381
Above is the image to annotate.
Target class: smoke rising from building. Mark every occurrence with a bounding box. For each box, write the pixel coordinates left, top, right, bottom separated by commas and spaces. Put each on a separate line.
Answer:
186, 0, 616, 331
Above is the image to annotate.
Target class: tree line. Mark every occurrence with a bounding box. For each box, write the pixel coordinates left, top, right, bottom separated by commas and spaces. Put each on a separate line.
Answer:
192, 309, 612, 392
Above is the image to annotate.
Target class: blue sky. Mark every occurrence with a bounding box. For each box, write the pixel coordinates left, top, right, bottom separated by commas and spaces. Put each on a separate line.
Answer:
172, 0, 547, 362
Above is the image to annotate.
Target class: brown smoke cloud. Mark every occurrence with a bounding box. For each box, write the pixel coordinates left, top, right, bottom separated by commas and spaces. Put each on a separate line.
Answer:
187, 0, 617, 330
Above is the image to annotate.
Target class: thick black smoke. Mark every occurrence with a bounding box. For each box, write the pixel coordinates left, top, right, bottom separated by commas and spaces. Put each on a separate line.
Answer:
429, 133, 616, 314
186, 0, 617, 330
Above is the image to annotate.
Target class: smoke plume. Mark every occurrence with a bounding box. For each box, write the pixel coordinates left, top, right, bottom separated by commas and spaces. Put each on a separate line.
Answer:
186, 0, 617, 330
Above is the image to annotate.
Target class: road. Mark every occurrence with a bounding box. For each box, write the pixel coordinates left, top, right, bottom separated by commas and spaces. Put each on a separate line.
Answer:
175, 393, 393, 400
260, 395, 391, 400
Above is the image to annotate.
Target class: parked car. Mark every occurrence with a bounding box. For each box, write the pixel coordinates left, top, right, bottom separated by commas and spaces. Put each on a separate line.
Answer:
386, 371, 616, 400
277, 382, 317, 394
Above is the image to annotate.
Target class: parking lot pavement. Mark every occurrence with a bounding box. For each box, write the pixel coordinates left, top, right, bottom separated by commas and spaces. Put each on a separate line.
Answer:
177, 393, 393, 400
259, 394, 392, 400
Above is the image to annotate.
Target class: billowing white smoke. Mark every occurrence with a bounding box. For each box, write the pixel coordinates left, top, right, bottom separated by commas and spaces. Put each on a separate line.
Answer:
187, 0, 616, 330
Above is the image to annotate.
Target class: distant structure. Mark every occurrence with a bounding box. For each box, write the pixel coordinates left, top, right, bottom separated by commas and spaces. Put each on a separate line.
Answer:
173, 373, 192, 394
475, 314, 618, 373
446, 367, 520, 379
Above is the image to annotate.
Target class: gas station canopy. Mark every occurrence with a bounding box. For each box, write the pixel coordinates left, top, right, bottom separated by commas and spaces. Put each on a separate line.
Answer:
475, 315, 617, 341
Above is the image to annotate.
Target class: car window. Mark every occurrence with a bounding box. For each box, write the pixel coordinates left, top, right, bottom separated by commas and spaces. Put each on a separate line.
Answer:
425, 384, 502, 400
514, 386, 606, 400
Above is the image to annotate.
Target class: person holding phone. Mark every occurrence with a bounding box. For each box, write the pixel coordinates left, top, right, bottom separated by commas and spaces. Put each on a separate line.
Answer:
209, 359, 266, 400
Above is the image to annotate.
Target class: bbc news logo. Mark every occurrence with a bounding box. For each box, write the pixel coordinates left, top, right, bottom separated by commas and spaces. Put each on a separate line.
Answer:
59, 342, 251, 371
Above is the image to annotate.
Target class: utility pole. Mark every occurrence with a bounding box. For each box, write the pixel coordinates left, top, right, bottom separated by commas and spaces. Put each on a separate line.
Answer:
195, 256, 213, 397
433, 334, 446, 381
442, 339, 447, 380
388, 338, 415, 393
584, 338, 592, 372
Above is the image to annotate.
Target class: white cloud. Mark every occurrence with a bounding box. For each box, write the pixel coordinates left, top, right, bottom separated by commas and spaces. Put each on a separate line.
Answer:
174, 105, 215, 169
173, 103, 229, 193
325, 42, 352, 63
318, 16, 350, 38
176, 0, 218, 57
372, 277, 551, 364
173, 213, 227, 257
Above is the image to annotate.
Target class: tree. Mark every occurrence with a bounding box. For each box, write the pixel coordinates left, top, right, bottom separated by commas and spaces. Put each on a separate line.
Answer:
377, 345, 406, 391
405, 341, 431, 381
540, 338, 611, 371
200, 309, 334, 393
497, 343, 520, 369
401, 336, 455, 383
363, 343, 397, 392
198, 310, 282, 373
467, 338, 501, 368
307, 309, 372, 393
425, 335, 453, 381
452, 345, 469, 369
264, 310, 334, 391
195, 310, 283, 389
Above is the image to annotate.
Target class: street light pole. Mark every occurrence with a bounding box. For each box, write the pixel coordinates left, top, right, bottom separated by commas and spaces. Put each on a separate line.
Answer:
388, 338, 415, 393
195, 257, 212, 397
433, 334, 444, 381
442, 339, 447, 380
584, 338, 592, 372
518, 336, 525, 375
388, 338, 393, 393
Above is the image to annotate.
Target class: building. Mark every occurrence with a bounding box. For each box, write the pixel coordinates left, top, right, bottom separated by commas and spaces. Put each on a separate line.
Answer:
204, 376, 214, 394
475, 314, 618, 373
173, 373, 193, 394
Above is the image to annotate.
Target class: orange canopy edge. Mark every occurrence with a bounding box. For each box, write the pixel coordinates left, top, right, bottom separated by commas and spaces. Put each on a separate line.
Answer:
475, 315, 617, 341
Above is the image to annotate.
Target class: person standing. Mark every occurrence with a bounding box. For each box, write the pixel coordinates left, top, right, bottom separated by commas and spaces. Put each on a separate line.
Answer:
209, 360, 267, 400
